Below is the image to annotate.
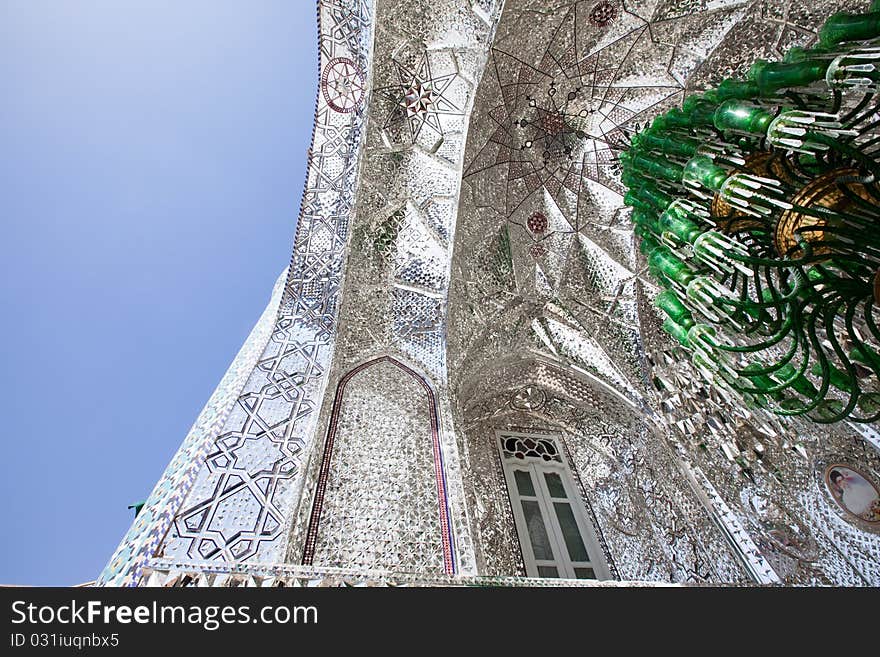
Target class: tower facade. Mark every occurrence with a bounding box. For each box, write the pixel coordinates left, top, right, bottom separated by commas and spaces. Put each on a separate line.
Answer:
101, 0, 880, 587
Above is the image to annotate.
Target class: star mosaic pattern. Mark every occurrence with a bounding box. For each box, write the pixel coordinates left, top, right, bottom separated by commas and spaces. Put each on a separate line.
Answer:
449, 0, 880, 585
101, 0, 880, 589
376, 52, 461, 143
321, 57, 366, 113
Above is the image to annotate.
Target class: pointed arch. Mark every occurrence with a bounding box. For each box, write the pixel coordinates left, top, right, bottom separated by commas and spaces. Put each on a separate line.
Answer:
302, 356, 455, 574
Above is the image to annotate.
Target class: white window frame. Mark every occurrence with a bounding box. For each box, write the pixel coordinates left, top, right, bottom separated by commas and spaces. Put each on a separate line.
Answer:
497, 430, 610, 580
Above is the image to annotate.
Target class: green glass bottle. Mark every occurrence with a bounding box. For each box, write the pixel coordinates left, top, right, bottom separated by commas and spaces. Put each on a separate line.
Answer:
819, 11, 880, 47
648, 246, 695, 286
775, 362, 819, 398
655, 289, 693, 325
630, 152, 685, 183
682, 155, 729, 192
749, 58, 829, 94
713, 100, 775, 135
662, 317, 692, 346
658, 204, 702, 243
811, 361, 855, 393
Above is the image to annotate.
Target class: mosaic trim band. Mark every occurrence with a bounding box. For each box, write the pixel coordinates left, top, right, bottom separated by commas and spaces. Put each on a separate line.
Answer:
97, 269, 288, 586
141, 560, 685, 588
98, 0, 376, 585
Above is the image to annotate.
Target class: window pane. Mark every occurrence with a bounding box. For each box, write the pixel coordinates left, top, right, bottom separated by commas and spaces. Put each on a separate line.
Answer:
574, 567, 595, 579
554, 502, 590, 562
514, 470, 535, 496
544, 472, 567, 499
537, 566, 559, 578
521, 500, 554, 560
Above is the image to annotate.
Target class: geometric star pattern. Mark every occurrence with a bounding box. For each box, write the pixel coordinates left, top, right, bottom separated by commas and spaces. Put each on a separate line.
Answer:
376, 51, 461, 144
459, 0, 765, 400
101, 0, 880, 588
98, 0, 378, 585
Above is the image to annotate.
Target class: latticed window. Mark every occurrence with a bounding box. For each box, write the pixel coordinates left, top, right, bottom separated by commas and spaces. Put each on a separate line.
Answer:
498, 431, 609, 580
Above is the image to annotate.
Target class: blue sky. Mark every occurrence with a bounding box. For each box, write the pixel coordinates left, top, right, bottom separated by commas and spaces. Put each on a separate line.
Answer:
0, 1, 316, 585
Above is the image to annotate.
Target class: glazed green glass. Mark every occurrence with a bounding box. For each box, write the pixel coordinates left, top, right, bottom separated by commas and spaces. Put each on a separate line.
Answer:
651, 108, 705, 131
806, 267, 826, 283
662, 317, 691, 346
658, 205, 701, 243
741, 362, 783, 394
819, 11, 880, 46
713, 100, 775, 135
629, 183, 672, 212
850, 345, 880, 368
775, 362, 819, 397
621, 3, 880, 424
630, 209, 659, 236
638, 233, 659, 255
623, 190, 653, 214
748, 58, 829, 94
620, 170, 640, 189
648, 246, 694, 286
783, 46, 812, 63
811, 361, 854, 393
705, 78, 760, 103
682, 155, 729, 192
630, 131, 700, 159
686, 324, 720, 352
655, 289, 692, 325
630, 152, 684, 183
681, 96, 717, 125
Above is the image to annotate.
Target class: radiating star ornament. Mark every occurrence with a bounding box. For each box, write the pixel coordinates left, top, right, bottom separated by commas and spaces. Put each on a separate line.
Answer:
377, 53, 461, 144
519, 88, 588, 164
321, 57, 365, 113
